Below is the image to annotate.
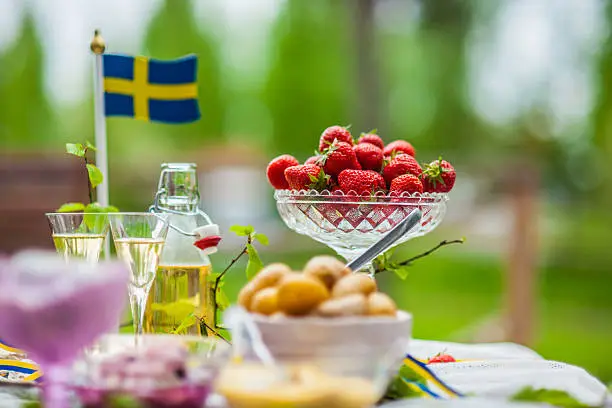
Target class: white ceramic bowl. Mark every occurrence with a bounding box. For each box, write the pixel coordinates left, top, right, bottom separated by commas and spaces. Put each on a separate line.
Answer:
251, 310, 412, 361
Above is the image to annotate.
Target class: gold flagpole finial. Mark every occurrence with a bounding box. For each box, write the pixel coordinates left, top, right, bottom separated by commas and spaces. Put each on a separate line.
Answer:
90, 29, 106, 54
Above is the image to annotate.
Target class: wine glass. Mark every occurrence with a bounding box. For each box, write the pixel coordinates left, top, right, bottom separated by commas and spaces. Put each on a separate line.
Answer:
0, 250, 129, 408
46, 212, 110, 263
108, 213, 169, 341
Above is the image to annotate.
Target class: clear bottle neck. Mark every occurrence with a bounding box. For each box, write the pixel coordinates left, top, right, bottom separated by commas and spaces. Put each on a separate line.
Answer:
156, 163, 200, 214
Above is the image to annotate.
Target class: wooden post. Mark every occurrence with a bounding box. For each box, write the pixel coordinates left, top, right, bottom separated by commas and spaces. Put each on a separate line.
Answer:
505, 163, 539, 346
354, 0, 380, 130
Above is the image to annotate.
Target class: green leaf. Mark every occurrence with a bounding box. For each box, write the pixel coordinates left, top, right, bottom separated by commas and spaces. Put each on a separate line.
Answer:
245, 243, 264, 280
66, 143, 86, 157
254, 233, 269, 246
399, 364, 427, 384
107, 394, 140, 408
217, 286, 230, 311
230, 225, 254, 237
390, 264, 411, 280
172, 314, 198, 334
86, 163, 103, 188
207, 272, 220, 282
511, 387, 595, 408
384, 373, 422, 400
85, 140, 97, 151
151, 297, 198, 321
56, 202, 86, 212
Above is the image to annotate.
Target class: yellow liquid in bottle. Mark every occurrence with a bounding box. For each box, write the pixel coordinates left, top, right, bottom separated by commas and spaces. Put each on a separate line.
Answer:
144, 264, 215, 336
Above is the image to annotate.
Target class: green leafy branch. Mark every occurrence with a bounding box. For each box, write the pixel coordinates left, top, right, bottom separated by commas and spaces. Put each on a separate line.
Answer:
57, 141, 118, 214
211, 225, 268, 332
373, 238, 466, 279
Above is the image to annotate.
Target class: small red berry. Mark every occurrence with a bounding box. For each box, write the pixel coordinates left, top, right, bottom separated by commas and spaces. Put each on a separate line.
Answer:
338, 169, 386, 195
421, 158, 456, 193
382, 154, 422, 186
319, 125, 353, 152
383, 140, 416, 157
428, 353, 456, 364
389, 173, 423, 194
358, 131, 384, 150
319, 141, 361, 177
353, 143, 383, 171
284, 165, 330, 191
266, 154, 299, 189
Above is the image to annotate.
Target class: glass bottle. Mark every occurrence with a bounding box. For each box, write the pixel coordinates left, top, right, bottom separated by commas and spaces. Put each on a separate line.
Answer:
144, 163, 216, 336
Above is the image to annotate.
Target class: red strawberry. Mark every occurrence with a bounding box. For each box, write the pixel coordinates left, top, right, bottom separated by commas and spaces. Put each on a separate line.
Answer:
338, 170, 386, 195
284, 165, 329, 191
383, 140, 415, 157
305, 156, 319, 165
353, 143, 383, 171
319, 125, 353, 152
382, 154, 422, 186
428, 353, 456, 364
266, 154, 299, 189
421, 158, 456, 193
389, 173, 423, 194
358, 130, 384, 150
319, 141, 361, 177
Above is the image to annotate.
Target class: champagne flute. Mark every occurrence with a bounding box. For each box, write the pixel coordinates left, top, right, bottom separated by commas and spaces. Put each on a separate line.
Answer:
108, 213, 169, 341
46, 212, 110, 263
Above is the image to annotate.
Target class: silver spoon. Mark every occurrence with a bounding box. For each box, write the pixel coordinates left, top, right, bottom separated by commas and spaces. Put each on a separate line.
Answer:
346, 208, 422, 272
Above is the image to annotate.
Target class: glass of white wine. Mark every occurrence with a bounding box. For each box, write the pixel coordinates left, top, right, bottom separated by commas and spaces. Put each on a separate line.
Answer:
108, 213, 169, 341
46, 212, 110, 263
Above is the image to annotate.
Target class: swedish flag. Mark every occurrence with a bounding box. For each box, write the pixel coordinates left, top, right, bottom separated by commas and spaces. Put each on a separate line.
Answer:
102, 54, 200, 123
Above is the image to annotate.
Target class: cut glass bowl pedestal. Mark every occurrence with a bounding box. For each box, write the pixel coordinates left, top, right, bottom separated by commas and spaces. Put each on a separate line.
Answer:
275, 190, 449, 275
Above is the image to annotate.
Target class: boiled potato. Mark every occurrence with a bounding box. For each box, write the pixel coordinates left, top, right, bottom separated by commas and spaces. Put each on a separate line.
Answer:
303, 256, 350, 289
237, 281, 258, 311
251, 287, 280, 315
367, 292, 397, 316
277, 274, 330, 316
332, 274, 377, 298
316, 294, 367, 317
251, 263, 291, 291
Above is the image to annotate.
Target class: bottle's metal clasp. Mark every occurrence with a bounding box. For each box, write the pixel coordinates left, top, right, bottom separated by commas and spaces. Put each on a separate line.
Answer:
148, 188, 214, 238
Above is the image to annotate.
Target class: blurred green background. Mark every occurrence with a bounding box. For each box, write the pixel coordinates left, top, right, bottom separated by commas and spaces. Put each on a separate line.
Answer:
1, 0, 612, 382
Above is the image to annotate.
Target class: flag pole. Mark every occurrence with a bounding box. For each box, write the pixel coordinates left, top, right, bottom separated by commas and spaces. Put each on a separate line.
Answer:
91, 30, 111, 259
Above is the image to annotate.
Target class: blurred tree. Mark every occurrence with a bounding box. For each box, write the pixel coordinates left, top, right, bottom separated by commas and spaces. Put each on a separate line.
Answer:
378, 0, 482, 156
592, 1, 612, 208
264, 0, 356, 159
142, 0, 225, 146
0, 10, 56, 149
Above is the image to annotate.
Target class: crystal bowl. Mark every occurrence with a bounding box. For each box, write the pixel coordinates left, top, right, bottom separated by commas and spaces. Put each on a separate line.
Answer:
275, 190, 449, 272
70, 334, 230, 408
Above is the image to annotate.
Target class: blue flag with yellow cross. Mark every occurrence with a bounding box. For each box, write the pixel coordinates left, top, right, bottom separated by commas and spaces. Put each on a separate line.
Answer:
102, 53, 200, 123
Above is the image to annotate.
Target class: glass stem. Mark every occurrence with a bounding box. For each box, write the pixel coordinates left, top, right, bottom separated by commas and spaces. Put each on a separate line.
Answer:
129, 287, 148, 338
40, 364, 70, 408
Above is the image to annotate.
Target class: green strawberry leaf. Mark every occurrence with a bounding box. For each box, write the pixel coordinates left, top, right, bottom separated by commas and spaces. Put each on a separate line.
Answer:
230, 225, 254, 237
66, 143, 86, 157
254, 233, 269, 246
56, 202, 86, 212
86, 163, 104, 188
245, 243, 264, 280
